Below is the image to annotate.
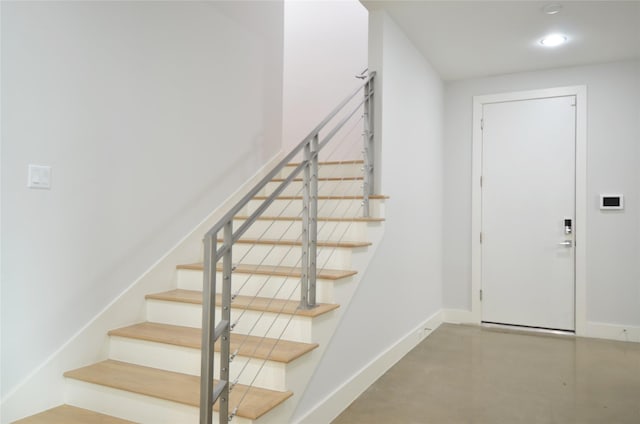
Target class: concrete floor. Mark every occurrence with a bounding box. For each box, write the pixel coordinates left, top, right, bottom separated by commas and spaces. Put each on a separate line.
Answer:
333, 323, 640, 424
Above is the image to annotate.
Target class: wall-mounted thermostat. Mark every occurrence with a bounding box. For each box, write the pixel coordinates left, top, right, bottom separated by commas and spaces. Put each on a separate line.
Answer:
600, 194, 624, 210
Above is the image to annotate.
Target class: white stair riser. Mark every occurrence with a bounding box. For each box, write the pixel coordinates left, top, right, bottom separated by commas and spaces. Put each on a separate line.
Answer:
66, 379, 255, 424
109, 337, 287, 391
229, 243, 354, 270
66, 380, 197, 424
233, 219, 369, 242
279, 163, 364, 179
262, 180, 363, 197
146, 300, 315, 343
243, 198, 383, 218
177, 269, 336, 303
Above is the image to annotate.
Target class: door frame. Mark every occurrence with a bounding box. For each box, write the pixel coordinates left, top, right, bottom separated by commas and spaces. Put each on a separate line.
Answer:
470, 86, 587, 335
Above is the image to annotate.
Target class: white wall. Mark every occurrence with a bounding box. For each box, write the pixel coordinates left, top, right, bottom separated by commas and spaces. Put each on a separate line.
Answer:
444, 60, 640, 328
1, 0, 283, 398
293, 9, 444, 421
282, 0, 368, 158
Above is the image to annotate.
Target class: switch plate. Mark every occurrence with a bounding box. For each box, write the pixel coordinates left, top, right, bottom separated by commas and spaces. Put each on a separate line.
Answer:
28, 164, 51, 189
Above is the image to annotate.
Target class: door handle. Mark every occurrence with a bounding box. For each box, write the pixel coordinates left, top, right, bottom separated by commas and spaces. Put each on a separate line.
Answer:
558, 240, 573, 247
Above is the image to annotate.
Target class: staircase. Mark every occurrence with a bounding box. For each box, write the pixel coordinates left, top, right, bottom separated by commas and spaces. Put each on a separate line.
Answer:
14, 161, 387, 424
13, 73, 379, 424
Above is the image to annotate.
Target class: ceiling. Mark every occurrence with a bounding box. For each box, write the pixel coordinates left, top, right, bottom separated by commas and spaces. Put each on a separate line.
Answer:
362, 1, 640, 81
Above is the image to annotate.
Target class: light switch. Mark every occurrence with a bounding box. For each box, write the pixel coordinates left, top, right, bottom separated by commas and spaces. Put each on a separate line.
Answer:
28, 164, 51, 189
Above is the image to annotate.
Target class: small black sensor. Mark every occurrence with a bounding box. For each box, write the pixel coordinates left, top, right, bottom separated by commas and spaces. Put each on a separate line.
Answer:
602, 197, 620, 207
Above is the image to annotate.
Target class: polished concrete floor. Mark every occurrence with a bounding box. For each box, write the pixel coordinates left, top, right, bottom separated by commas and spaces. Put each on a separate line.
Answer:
333, 323, 640, 424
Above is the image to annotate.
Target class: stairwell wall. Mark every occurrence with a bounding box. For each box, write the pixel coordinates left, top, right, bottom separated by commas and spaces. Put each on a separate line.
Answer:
1, 0, 283, 401
293, 9, 445, 422
282, 0, 368, 160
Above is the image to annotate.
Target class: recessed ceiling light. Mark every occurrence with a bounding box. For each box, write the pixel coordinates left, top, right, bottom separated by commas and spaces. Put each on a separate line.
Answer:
542, 4, 563, 15
540, 34, 568, 47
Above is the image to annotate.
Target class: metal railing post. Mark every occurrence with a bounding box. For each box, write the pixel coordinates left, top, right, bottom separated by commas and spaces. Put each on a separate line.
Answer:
362, 74, 375, 217
301, 135, 319, 309
308, 135, 319, 307
219, 222, 233, 423
300, 141, 311, 309
200, 234, 217, 424
200, 226, 232, 424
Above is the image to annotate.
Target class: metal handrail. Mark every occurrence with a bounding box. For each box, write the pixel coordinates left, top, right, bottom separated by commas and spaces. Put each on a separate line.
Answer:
355, 67, 369, 79
204, 73, 374, 245
200, 72, 375, 424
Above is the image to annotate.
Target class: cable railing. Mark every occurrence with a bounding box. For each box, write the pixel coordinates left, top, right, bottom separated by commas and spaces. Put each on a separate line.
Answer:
200, 72, 375, 423
220, 124, 366, 347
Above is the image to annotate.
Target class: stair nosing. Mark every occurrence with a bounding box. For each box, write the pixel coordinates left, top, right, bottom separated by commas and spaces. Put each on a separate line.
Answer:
252, 194, 388, 200
284, 160, 363, 166
217, 237, 371, 248
233, 215, 384, 222
12, 405, 136, 424
271, 176, 363, 182
145, 289, 340, 317
108, 322, 318, 363
177, 263, 357, 280
63, 360, 292, 420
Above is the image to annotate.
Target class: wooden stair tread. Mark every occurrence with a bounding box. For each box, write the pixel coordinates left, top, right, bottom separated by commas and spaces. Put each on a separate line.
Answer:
13, 405, 135, 424
108, 322, 318, 363
234, 215, 384, 222
253, 194, 388, 200
219, 237, 371, 248
177, 262, 357, 280
285, 160, 363, 166
64, 360, 291, 420
271, 176, 363, 182
146, 289, 339, 317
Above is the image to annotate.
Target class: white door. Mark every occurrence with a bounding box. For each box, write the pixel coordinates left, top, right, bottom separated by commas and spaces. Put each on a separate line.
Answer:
481, 95, 576, 331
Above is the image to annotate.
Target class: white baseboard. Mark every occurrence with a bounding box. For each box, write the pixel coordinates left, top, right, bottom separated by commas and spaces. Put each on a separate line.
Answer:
585, 322, 640, 343
294, 310, 443, 424
442, 308, 640, 344
442, 308, 477, 324
0, 152, 283, 424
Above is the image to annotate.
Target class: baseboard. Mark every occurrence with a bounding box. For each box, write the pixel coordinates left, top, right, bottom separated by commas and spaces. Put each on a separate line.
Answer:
442, 308, 476, 324
0, 152, 283, 424
294, 310, 443, 424
585, 322, 640, 343
442, 309, 640, 344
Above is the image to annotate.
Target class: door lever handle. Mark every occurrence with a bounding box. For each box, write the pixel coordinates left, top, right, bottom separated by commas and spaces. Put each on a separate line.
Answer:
558, 240, 573, 247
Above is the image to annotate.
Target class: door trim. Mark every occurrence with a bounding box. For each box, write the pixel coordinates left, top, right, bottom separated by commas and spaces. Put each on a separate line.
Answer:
471, 86, 587, 336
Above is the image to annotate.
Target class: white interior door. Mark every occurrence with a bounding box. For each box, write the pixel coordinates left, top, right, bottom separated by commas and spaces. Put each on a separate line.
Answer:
481, 95, 576, 331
